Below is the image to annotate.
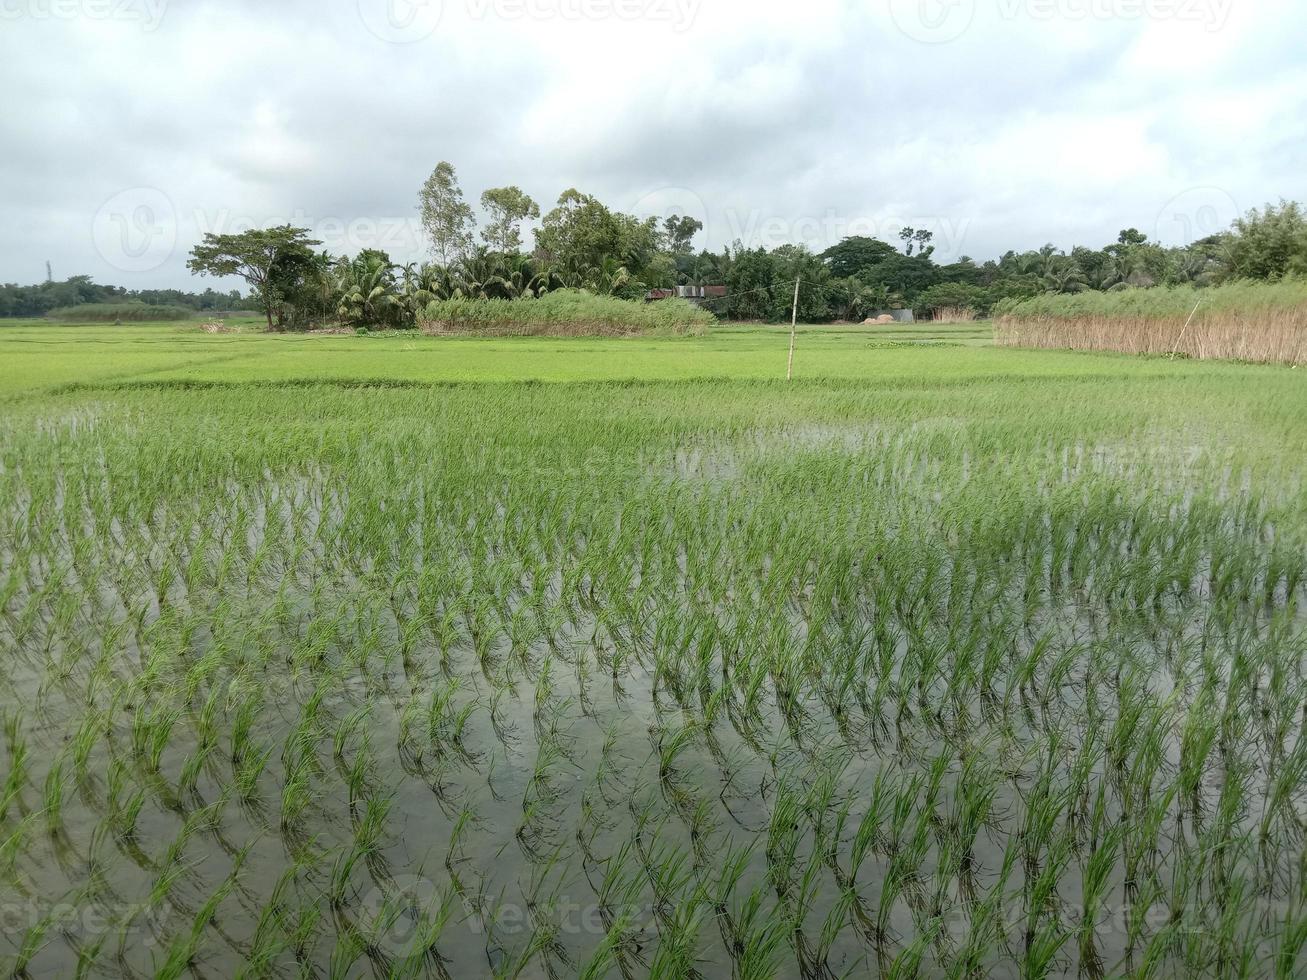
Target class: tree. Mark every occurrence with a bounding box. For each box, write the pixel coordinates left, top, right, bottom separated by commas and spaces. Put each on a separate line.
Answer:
187, 225, 321, 331
915, 282, 993, 319
419, 162, 476, 268
771, 244, 834, 321
335, 249, 409, 329
723, 245, 778, 321
821, 237, 899, 278
898, 227, 935, 258
662, 215, 703, 255
1224, 201, 1307, 280
480, 186, 540, 254
534, 189, 659, 289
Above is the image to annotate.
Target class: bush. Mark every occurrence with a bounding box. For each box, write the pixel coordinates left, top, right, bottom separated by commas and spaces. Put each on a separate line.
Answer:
419, 289, 714, 336
46, 303, 196, 323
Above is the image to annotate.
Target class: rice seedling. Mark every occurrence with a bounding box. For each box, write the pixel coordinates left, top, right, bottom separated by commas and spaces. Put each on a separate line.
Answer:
0, 325, 1304, 976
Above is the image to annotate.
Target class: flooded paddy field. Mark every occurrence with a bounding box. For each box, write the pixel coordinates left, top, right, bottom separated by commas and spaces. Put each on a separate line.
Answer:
1, 326, 1305, 978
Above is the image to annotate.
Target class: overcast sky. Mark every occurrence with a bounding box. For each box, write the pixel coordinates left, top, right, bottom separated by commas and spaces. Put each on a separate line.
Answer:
2, 0, 1305, 289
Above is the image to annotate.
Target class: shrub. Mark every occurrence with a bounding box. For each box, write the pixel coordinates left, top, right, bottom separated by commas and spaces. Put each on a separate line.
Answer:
46, 303, 196, 323
419, 289, 714, 336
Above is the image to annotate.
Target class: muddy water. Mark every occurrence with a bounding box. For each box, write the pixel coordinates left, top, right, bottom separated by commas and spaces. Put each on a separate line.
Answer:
1, 417, 1303, 978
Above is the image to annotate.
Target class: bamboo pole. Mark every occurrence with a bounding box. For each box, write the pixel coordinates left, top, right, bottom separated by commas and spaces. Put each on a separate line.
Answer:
786, 277, 800, 381
1170, 300, 1202, 359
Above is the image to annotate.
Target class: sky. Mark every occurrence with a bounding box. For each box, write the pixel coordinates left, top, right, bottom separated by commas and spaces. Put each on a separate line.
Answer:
2, 0, 1305, 290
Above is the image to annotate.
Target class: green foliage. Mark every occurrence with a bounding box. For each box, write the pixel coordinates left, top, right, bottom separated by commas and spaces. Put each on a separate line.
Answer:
914, 282, 995, 318
0, 277, 252, 318
662, 214, 704, 255
45, 303, 196, 322
187, 225, 323, 331
480, 186, 540, 254
334, 249, 413, 329
534, 189, 661, 297
420, 287, 714, 335
418, 161, 476, 267
820, 236, 900, 278
1225, 201, 1307, 280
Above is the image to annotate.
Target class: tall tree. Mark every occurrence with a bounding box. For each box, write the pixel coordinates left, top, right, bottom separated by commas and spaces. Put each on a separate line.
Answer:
418, 162, 476, 268
187, 225, 321, 331
1225, 201, 1307, 280
479, 186, 540, 254
820, 236, 899, 278
662, 215, 703, 255
535, 189, 659, 286
898, 227, 935, 258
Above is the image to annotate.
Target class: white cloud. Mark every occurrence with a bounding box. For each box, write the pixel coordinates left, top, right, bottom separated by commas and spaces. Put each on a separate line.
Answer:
0, 0, 1303, 287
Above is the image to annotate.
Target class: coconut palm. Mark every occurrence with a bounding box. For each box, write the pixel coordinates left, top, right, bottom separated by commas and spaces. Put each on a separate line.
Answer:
336, 250, 408, 328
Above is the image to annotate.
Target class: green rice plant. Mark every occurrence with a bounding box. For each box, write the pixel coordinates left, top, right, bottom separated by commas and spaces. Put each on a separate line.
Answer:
8, 906, 57, 978
42, 755, 67, 838
729, 885, 792, 980
0, 814, 35, 879
577, 910, 635, 980
234, 741, 274, 804
1, 325, 1305, 975
154, 855, 245, 980
1, 709, 29, 819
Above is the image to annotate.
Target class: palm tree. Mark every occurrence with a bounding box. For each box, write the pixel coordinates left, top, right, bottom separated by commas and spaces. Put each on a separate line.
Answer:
336, 250, 406, 327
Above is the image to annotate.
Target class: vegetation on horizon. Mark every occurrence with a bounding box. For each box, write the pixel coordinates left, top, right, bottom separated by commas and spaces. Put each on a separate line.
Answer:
420, 288, 714, 336
46, 301, 199, 322
8, 164, 1307, 337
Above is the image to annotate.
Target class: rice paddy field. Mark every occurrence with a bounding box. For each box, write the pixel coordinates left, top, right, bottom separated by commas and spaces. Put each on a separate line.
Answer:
2, 320, 1306, 978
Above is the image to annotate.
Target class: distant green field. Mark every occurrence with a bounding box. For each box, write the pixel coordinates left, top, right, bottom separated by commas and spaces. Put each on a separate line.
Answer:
2, 319, 1305, 977
0, 316, 1279, 397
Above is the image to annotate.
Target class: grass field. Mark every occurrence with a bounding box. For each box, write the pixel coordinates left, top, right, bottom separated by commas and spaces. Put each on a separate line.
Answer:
2, 320, 1306, 978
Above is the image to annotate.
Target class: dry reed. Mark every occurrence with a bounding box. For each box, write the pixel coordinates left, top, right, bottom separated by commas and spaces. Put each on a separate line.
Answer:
996, 307, 1307, 365
932, 306, 977, 323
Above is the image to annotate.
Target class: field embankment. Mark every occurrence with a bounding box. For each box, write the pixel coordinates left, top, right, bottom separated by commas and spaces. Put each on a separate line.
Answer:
419, 288, 714, 336
995, 279, 1307, 365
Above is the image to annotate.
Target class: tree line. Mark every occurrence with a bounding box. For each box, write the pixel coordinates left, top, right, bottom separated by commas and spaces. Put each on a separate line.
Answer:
9, 161, 1306, 327
187, 167, 1307, 329
0, 276, 254, 319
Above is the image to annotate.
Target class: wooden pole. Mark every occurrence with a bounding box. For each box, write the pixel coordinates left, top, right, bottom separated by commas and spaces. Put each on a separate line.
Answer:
1170, 300, 1202, 359
786, 277, 800, 381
